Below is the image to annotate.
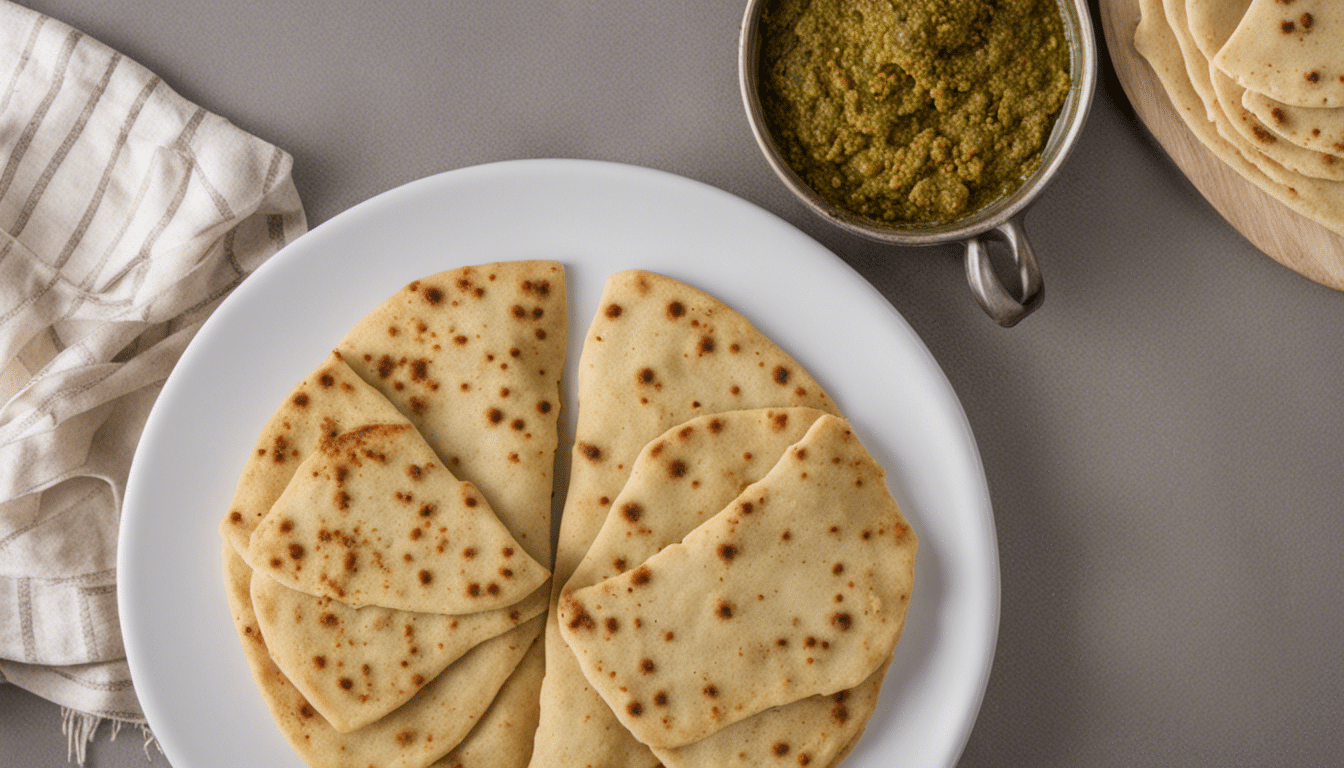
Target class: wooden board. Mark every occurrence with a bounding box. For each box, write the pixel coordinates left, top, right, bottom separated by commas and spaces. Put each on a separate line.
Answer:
1099, 0, 1344, 290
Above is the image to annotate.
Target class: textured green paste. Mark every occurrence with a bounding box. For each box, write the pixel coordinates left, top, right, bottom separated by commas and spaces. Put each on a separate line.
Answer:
759, 0, 1072, 226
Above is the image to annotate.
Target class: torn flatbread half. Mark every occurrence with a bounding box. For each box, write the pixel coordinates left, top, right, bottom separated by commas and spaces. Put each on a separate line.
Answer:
332, 261, 567, 762
531, 271, 838, 768
336, 261, 566, 567
222, 262, 567, 766
559, 414, 916, 749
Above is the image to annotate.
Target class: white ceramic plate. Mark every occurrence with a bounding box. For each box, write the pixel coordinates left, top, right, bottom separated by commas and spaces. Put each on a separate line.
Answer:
119, 159, 998, 768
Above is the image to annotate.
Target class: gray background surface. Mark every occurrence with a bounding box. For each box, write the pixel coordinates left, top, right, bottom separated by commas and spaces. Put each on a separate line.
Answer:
4, 0, 1343, 766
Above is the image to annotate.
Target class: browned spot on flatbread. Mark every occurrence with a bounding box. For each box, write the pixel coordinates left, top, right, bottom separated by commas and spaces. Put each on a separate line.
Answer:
566, 598, 596, 631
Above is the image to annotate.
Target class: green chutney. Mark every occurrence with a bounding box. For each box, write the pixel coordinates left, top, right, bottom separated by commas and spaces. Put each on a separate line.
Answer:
758, 0, 1072, 227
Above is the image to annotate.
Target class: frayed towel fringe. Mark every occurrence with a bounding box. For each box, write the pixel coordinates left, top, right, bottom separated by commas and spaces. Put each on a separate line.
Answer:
60, 708, 158, 765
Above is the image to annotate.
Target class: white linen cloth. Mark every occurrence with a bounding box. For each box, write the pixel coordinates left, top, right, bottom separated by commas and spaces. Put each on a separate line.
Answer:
0, 1, 305, 759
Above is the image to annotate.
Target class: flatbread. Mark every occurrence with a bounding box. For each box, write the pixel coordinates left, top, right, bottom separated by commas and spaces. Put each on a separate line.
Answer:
324, 262, 565, 762
531, 271, 839, 768
655, 659, 890, 768
250, 570, 546, 732
1214, 0, 1344, 108
1211, 63, 1344, 180
556, 406, 890, 768
336, 261, 566, 567
429, 634, 546, 768
219, 352, 412, 557
223, 262, 567, 765
223, 544, 543, 768
559, 414, 916, 748
1186, 0, 1344, 159
247, 422, 548, 613
1185, 0, 1249, 59
1136, 0, 1344, 234
1243, 90, 1344, 155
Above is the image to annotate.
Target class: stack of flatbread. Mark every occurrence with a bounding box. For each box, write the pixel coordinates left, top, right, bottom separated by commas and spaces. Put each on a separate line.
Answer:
221, 265, 917, 768
1135, 0, 1344, 233
531, 271, 917, 768
220, 261, 567, 768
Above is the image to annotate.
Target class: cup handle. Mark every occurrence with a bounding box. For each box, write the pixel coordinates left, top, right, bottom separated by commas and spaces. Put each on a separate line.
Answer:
963, 216, 1044, 327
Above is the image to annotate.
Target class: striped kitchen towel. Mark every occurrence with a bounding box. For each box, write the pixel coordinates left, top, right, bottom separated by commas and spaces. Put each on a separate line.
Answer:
0, 2, 306, 761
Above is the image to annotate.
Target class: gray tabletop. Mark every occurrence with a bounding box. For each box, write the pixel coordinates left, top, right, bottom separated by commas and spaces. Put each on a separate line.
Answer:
5, 1, 1343, 766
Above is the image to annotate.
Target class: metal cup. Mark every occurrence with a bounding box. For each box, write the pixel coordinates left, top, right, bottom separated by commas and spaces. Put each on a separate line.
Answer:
738, 0, 1098, 327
